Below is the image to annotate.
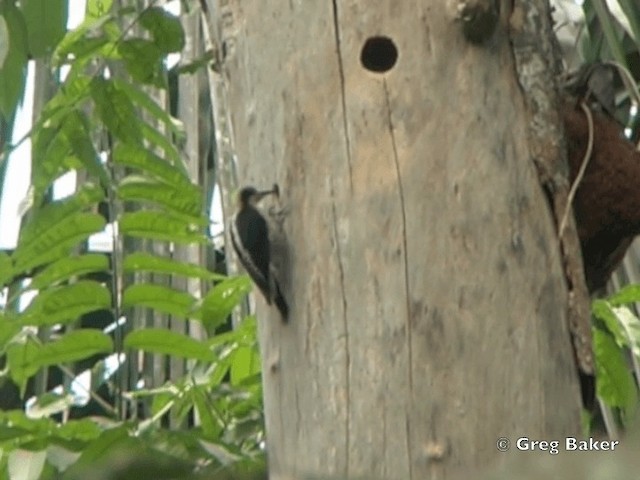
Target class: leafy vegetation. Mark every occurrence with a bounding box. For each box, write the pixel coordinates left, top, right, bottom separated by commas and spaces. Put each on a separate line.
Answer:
559, 0, 640, 431
0, 1, 265, 478
592, 287, 640, 426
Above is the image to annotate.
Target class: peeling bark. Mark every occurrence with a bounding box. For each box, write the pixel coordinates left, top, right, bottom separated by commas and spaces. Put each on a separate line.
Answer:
509, 0, 593, 374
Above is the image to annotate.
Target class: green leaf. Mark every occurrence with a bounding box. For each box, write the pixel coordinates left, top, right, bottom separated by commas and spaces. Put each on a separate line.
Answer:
594, 328, 638, 416
207, 330, 240, 348
611, 306, 640, 357
139, 7, 185, 54
608, 284, 640, 306
578, 3, 602, 64
29, 254, 110, 290
139, 120, 181, 165
54, 70, 93, 105
123, 252, 224, 281
208, 316, 256, 349
8, 449, 46, 480
6, 330, 112, 389
46, 444, 83, 472
200, 277, 252, 329
18, 183, 105, 247
117, 176, 203, 218
0, 250, 13, 286
172, 387, 196, 425
12, 212, 106, 275
124, 328, 214, 361
0, 2, 28, 118
197, 440, 246, 468
63, 110, 110, 187
64, 34, 110, 62
113, 143, 190, 186
20, 281, 112, 327
230, 346, 260, 386
86, 0, 113, 19
119, 211, 207, 244
66, 431, 193, 480
63, 427, 132, 477
55, 418, 102, 443
90, 77, 142, 145
33, 329, 113, 366
190, 386, 223, 439
592, 299, 627, 346
0, 425, 32, 442
0, 12, 9, 67
6, 341, 41, 390
122, 284, 197, 318
0, 410, 55, 439
114, 79, 184, 138
0, 316, 21, 352
32, 111, 109, 196
36, 72, 91, 130
53, 13, 114, 66
206, 357, 232, 388
617, 0, 640, 50
20, 0, 67, 58
149, 390, 176, 418
118, 38, 165, 87
31, 125, 80, 198
591, 0, 629, 67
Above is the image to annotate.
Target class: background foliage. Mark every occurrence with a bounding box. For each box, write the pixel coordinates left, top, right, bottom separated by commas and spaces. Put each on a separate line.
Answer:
554, 0, 640, 433
0, 1, 265, 478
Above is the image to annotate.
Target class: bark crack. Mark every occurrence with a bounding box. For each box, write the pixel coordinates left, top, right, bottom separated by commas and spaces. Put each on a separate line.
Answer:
383, 81, 413, 389
405, 413, 414, 480
330, 0, 353, 191
384, 80, 413, 479
330, 180, 350, 474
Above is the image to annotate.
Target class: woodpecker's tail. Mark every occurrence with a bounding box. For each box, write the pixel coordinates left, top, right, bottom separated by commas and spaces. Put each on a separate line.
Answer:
273, 280, 289, 322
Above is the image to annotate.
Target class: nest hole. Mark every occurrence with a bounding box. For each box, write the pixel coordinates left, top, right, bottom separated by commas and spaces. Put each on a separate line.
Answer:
360, 36, 398, 73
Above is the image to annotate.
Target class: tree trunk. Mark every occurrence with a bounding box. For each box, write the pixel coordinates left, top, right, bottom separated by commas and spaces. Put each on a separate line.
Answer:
210, 0, 583, 478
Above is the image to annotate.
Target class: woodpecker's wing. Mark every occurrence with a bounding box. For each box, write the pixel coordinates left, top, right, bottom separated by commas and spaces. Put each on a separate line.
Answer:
230, 206, 272, 303
272, 276, 289, 321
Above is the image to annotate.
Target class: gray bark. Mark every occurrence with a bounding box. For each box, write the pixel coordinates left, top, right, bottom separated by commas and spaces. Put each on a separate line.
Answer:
209, 0, 583, 478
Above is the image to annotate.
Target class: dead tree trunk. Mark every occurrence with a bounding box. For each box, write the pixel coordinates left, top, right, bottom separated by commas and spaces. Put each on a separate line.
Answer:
208, 0, 583, 478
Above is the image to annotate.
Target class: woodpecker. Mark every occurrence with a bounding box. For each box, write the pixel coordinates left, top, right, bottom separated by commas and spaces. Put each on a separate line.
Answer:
230, 185, 289, 321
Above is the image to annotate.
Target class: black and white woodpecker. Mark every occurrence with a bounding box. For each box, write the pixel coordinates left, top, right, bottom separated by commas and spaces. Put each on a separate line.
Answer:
230, 185, 289, 321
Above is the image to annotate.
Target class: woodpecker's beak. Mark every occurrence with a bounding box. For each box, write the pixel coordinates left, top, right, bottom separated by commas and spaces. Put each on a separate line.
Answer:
238, 184, 281, 208
252, 190, 275, 202
252, 185, 279, 203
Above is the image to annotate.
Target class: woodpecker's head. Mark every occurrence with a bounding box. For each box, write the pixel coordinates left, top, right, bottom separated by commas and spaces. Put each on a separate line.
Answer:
237, 185, 279, 208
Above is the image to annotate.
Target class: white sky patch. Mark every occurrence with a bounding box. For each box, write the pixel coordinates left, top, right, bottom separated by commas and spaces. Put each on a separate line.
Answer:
210, 184, 224, 238
165, 0, 181, 68
0, 62, 34, 249
67, 0, 87, 29
1, 0, 221, 258
1, 2, 88, 249
52, 170, 78, 200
